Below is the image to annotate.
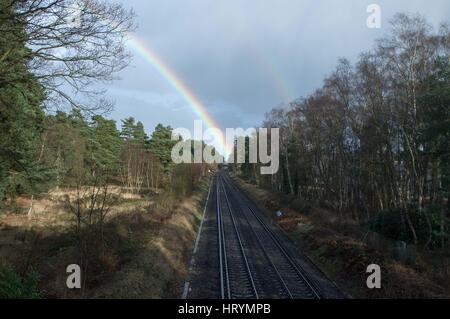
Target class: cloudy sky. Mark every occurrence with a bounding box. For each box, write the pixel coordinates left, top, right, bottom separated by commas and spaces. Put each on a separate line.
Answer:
107, 0, 450, 139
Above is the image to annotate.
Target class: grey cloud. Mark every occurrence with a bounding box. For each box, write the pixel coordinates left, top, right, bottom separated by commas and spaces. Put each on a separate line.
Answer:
108, 0, 450, 133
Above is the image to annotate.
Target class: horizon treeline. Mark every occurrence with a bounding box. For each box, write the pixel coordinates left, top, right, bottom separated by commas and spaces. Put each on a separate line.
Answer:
236, 13, 450, 250
2, 108, 212, 202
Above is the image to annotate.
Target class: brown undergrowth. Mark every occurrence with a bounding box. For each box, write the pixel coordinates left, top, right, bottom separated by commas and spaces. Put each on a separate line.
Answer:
235, 178, 450, 299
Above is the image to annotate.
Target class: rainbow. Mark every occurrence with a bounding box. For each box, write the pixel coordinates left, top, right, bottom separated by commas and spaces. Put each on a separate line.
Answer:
95, 5, 307, 158
254, 53, 296, 103
126, 35, 231, 158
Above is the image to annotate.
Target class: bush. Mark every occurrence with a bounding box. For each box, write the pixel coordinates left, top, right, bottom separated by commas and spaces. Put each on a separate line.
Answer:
289, 197, 312, 214
367, 205, 447, 248
280, 194, 313, 214
0, 264, 40, 299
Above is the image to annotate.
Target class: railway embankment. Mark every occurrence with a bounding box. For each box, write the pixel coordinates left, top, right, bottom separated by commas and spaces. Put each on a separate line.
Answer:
234, 177, 450, 299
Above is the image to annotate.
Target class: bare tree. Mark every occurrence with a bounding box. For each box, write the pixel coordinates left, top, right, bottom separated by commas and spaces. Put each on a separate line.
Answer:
1, 0, 136, 112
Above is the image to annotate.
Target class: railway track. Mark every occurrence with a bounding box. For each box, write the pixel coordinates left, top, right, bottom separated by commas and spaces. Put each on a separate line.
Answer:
216, 174, 258, 299
215, 172, 321, 299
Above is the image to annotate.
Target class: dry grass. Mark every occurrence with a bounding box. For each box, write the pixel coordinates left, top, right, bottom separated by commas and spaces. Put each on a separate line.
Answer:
93, 190, 206, 298
0, 181, 210, 299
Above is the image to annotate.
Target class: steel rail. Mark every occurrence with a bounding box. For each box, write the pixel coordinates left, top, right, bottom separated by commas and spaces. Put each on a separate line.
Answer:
216, 176, 227, 299
221, 177, 291, 298
222, 174, 322, 299
217, 175, 258, 299
219, 176, 259, 299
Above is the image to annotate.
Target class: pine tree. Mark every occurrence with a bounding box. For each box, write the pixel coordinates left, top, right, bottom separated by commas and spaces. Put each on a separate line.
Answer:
41, 112, 88, 187
90, 115, 123, 175
149, 124, 177, 173
120, 117, 136, 141
133, 121, 149, 146
0, 0, 48, 202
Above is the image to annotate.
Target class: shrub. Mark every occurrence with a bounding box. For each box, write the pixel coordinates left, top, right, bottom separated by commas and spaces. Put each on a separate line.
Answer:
367, 205, 447, 249
281, 194, 313, 214
289, 197, 312, 214
0, 264, 40, 299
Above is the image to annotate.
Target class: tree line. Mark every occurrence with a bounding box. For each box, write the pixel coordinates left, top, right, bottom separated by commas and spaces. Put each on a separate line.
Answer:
235, 14, 450, 250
